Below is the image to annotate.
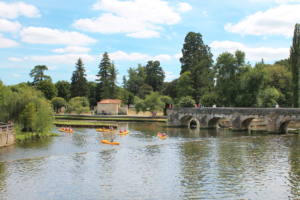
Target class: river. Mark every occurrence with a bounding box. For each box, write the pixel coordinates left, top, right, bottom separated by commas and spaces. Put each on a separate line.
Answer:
0, 122, 300, 199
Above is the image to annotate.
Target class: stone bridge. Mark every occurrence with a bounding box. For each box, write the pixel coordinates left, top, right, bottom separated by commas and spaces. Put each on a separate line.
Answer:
167, 108, 300, 133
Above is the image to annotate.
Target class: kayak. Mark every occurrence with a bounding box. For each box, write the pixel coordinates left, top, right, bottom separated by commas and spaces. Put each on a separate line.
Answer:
101, 140, 120, 145
59, 128, 74, 133
118, 131, 129, 135
96, 129, 117, 132
158, 133, 166, 139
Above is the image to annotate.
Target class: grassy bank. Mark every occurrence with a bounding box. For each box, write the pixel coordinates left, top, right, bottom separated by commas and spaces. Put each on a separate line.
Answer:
16, 132, 59, 141
54, 120, 115, 126
55, 116, 167, 123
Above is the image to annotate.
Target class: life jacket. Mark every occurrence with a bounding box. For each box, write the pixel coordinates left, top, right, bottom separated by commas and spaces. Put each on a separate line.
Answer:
120, 130, 122, 133
162, 133, 166, 137
124, 129, 126, 132
103, 127, 105, 130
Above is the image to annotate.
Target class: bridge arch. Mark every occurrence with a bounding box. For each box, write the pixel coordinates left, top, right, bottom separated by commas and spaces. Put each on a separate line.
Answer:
179, 115, 194, 127
189, 118, 200, 128
278, 118, 300, 133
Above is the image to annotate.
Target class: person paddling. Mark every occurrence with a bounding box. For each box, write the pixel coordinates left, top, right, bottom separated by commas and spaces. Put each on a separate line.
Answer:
162, 133, 166, 137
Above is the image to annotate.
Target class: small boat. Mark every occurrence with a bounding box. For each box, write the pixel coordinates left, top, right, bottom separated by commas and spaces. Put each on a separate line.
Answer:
118, 131, 130, 135
101, 140, 120, 145
59, 128, 74, 133
158, 133, 166, 139
96, 129, 117, 132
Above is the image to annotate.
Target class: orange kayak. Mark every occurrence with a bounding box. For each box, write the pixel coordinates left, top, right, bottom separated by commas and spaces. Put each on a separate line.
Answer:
158, 133, 166, 139
59, 128, 74, 133
118, 131, 129, 135
101, 140, 120, 145
96, 129, 117, 132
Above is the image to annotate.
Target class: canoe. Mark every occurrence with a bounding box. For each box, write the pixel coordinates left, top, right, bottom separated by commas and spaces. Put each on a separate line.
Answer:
158, 134, 166, 139
118, 131, 129, 135
59, 128, 74, 133
96, 129, 117, 132
101, 140, 120, 145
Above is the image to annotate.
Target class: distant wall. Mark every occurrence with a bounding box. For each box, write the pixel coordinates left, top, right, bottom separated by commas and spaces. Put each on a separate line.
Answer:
119, 107, 128, 115
0, 123, 15, 148
97, 103, 119, 115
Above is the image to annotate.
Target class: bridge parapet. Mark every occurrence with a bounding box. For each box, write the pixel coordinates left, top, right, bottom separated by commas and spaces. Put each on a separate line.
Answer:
167, 108, 300, 133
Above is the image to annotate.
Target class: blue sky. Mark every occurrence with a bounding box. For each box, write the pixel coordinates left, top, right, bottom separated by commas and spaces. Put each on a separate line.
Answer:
0, 0, 299, 85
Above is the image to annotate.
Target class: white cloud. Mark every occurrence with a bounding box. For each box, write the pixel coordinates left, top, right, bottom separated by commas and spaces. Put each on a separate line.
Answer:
0, 19, 21, 32
23, 56, 29, 59
86, 70, 91, 73
52, 46, 91, 53
166, 35, 171, 39
250, 0, 300, 2
48, 66, 58, 70
153, 54, 172, 61
0, 1, 40, 19
31, 54, 95, 63
210, 40, 289, 61
225, 4, 300, 37
203, 11, 208, 17
9, 57, 22, 61
73, 0, 182, 38
107, 51, 172, 61
12, 74, 21, 77
174, 53, 182, 58
263, 36, 267, 40
0, 37, 19, 48
86, 74, 97, 80
126, 30, 160, 38
20, 27, 97, 46
165, 71, 173, 74
177, 2, 192, 13
166, 74, 178, 80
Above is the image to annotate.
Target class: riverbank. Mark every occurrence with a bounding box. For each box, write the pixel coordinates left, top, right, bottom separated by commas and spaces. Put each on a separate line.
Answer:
54, 115, 167, 123
16, 132, 59, 141
54, 120, 117, 128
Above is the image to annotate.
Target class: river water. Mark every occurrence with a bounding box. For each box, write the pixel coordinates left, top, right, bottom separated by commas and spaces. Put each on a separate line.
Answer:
0, 122, 300, 199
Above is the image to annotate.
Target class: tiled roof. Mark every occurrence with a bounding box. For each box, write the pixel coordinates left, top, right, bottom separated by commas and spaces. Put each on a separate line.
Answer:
98, 99, 122, 104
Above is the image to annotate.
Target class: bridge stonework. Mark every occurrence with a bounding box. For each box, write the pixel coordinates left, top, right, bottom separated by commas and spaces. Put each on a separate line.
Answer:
167, 108, 300, 133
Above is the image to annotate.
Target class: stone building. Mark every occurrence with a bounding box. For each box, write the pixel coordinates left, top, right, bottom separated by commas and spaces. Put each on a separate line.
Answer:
96, 99, 128, 115
0, 122, 15, 148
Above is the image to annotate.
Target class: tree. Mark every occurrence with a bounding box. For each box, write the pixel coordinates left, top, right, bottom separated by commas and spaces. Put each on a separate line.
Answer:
161, 78, 179, 99
109, 61, 119, 99
20, 102, 37, 134
134, 92, 165, 116
35, 80, 58, 100
160, 95, 172, 116
136, 83, 153, 99
144, 60, 165, 91
122, 75, 127, 90
88, 81, 97, 107
200, 93, 219, 107
96, 52, 111, 100
29, 65, 52, 85
70, 58, 89, 98
126, 64, 145, 95
179, 96, 196, 108
118, 87, 134, 106
55, 81, 71, 101
177, 71, 193, 98
179, 32, 214, 103
65, 97, 90, 115
51, 97, 67, 113
290, 23, 300, 107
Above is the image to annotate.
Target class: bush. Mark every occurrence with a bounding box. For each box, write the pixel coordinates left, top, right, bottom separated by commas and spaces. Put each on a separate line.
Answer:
179, 96, 196, 108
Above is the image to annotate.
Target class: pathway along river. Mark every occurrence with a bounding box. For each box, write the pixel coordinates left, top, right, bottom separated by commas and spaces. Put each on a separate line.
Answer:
0, 122, 300, 199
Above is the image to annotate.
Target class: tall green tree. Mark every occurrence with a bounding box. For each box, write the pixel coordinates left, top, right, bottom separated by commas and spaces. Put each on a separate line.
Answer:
70, 58, 89, 98
126, 64, 145, 95
109, 61, 119, 99
136, 83, 153, 99
55, 80, 71, 101
88, 81, 97, 107
144, 60, 165, 91
65, 97, 90, 115
161, 78, 179, 99
51, 97, 67, 113
122, 75, 127, 90
179, 32, 214, 103
96, 52, 111, 100
134, 92, 165, 117
29, 65, 52, 85
160, 95, 172, 116
177, 71, 193, 98
35, 80, 58, 100
20, 102, 37, 134
290, 23, 300, 108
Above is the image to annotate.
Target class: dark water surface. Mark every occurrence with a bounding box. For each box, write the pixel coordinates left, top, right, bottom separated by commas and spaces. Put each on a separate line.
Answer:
0, 122, 300, 199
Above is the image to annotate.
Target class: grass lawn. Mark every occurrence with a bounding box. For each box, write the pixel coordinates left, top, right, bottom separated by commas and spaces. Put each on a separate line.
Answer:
16, 131, 59, 141
54, 120, 115, 126
54, 116, 167, 122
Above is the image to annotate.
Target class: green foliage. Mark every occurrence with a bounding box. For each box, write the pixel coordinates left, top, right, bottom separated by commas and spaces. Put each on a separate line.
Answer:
177, 71, 193, 98
20, 102, 37, 134
134, 92, 165, 114
29, 65, 52, 85
109, 61, 119, 99
118, 87, 134, 106
51, 97, 67, 113
55, 80, 71, 101
144, 60, 165, 91
125, 64, 146, 95
88, 81, 97, 107
290, 23, 300, 107
161, 78, 179, 99
65, 96, 90, 115
160, 95, 172, 116
35, 80, 58, 100
136, 83, 153, 99
70, 58, 89, 98
258, 87, 280, 107
275, 59, 290, 70
0, 80, 7, 108
200, 93, 219, 107
179, 96, 196, 108
96, 52, 111, 100
179, 32, 214, 103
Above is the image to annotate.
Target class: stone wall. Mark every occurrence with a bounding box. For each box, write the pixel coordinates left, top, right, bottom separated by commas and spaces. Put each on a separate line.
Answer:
97, 103, 119, 115
0, 123, 15, 148
119, 107, 128, 115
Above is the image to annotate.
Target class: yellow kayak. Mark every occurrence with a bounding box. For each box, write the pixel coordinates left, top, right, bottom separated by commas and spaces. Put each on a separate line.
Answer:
158, 133, 166, 139
101, 140, 119, 145
118, 131, 129, 135
96, 129, 117, 132
59, 128, 74, 133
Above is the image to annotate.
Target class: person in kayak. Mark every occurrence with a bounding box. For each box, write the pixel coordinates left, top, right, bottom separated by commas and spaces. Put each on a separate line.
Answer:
124, 129, 126, 132
158, 132, 161, 136
110, 126, 113, 131
103, 127, 105, 130
111, 138, 113, 142
162, 133, 166, 137
70, 126, 73, 132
